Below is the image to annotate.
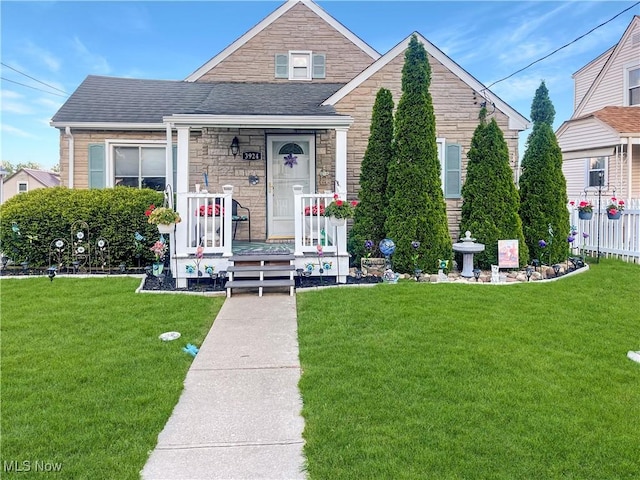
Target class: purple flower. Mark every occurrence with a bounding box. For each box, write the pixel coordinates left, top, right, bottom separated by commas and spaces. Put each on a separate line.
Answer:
582, 232, 589, 239
411, 241, 420, 250
538, 240, 547, 248
364, 240, 374, 250
567, 236, 575, 243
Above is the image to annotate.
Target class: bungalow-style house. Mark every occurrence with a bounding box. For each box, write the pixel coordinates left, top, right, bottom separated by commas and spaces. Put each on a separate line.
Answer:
1, 168, 60, 204
557, 15, 640, 204
51, 0, 529, 287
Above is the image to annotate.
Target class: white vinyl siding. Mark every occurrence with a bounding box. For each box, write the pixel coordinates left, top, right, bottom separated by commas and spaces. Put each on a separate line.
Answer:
575, 21, 640, 115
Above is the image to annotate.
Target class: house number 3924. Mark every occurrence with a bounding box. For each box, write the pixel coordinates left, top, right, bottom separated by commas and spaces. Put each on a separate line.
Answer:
242, 152, 261, 160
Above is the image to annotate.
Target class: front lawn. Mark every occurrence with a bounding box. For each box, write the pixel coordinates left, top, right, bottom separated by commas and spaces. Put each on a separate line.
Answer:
0, 277, 223, 479
297, 260, 640, 479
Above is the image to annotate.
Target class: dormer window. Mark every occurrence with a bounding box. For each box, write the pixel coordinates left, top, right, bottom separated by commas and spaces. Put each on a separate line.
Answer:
275, 51, 325, 80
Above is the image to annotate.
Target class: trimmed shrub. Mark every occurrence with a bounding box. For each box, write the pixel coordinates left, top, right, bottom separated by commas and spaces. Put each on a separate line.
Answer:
348, 88, 394, 264
519, 81, 570, 264
385, 35, 452, 273
460, 112, 528, 268
0, 187, 163, 268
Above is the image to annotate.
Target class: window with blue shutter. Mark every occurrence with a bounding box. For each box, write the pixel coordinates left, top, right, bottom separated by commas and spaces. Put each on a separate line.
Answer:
88, 143, 105, 189
172, 145, 177, 189
275, 54, 288, 78
444, 143, 462, 198
312, 54, 326, 79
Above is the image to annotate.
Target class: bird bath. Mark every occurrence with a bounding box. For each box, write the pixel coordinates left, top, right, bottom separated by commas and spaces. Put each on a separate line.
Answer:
453, 231, 485, 278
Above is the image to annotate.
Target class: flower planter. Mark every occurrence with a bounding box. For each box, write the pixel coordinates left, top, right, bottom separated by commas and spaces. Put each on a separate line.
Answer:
607, 211, 621, 220
328, 216, 346, 227
578, 210, 593, 220
157, 223, 175, 234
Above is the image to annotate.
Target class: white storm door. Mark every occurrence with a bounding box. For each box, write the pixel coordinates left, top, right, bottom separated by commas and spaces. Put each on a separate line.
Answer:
267, 135, 315, 238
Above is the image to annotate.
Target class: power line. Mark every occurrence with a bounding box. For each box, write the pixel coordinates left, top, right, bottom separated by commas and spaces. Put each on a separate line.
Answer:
485, 1, 640, 90
0, 77, 68, 98
1, 62, 69, 95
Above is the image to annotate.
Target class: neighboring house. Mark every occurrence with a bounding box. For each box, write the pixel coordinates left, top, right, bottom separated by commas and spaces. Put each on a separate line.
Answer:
50, 0, 529, 283
1, 168, 60, 204
557, 15, 640, 203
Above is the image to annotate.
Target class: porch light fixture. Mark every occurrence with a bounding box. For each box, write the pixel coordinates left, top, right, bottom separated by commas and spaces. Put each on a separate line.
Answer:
230, 137, 240, 157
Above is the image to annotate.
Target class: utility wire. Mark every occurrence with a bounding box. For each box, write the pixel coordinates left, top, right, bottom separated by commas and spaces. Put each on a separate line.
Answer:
1, 62, 69, 95
0, 76, 68, 98
485, 1, 640, 90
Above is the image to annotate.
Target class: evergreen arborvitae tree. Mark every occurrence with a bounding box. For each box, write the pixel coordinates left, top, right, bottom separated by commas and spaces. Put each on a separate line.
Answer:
385, 34, 452, 273
519, 81, 570, 264
460, 110, 528, 268
348, 88, 394, 263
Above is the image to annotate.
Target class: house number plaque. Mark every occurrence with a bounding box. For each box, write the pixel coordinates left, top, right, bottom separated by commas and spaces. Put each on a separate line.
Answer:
242, 151, 261, 160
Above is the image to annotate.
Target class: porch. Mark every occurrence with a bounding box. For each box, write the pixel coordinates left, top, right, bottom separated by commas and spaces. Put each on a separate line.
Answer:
171, 187, 349, 288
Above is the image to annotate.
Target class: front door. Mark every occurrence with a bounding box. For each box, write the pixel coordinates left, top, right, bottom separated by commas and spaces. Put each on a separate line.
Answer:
267, 135, 315, 239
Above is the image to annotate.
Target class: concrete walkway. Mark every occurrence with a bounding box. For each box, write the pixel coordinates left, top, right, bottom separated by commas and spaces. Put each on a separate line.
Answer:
141, 294, 306, 480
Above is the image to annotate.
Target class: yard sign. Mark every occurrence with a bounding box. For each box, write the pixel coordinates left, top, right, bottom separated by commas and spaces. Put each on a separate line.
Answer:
498, 240, 519, 268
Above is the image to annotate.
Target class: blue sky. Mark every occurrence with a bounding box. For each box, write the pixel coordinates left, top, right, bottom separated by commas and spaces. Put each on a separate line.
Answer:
1, 0, 638, 170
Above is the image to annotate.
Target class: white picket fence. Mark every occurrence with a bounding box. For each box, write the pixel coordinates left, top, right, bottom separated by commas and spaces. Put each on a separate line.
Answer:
569, 198, 640, 263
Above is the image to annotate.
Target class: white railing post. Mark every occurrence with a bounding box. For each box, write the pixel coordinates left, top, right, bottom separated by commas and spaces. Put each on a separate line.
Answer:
222, 185, 234, 257
293, 185, 304, 256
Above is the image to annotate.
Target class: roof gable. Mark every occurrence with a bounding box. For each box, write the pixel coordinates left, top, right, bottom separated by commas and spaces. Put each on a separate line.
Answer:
185, 0, 380, 82
5, 168, 60, 187
573, 15, 640, 117
323, 32, 530, 131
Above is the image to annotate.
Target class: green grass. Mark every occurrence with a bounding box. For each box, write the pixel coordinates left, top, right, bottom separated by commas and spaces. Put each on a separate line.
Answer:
297, 260, 640, 479
0, 277, 223, 479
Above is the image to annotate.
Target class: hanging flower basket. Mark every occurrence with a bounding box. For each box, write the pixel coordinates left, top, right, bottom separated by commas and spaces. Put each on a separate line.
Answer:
578, 210, 593, 220
157, 223, 175, 234
607, 211, 621, 220
328, 216, 346, 227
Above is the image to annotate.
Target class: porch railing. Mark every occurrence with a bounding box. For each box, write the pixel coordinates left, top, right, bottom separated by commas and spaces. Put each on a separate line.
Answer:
570, 201, 640, 263
293, 189, 346, 256
176, 190, 233, 256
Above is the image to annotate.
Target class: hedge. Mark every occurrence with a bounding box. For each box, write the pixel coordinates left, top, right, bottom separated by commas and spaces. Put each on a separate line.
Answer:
0, 187, 164, 268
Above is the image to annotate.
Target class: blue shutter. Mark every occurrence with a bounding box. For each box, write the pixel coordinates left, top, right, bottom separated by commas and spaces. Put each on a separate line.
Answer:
312, 54, 326, 79
275, 54, 288, 78
88, 143, 105, 189
172, 145, 177, 189
444, 143, 461, 198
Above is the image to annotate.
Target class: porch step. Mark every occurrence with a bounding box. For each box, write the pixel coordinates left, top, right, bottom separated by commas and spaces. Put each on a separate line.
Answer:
226, 254, 296, 297
228, 265, 296, 273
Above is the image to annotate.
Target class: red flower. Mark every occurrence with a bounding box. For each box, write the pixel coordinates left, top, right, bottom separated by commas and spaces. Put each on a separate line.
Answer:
145, 204, 155, 217
350, 201, 358, 207
304, 204, 325, 216
198, 204, 223, 216
336, 199, 343, 207
333, 193, 339, 200
569, 200, 575, 206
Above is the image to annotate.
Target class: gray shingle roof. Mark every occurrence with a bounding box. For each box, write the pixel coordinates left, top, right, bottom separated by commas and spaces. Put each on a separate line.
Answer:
52, 76, 346, 124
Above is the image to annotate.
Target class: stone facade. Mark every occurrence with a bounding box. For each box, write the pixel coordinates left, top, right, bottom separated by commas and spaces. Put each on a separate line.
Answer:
334, 52, 521, 240
196, 3, 374, 84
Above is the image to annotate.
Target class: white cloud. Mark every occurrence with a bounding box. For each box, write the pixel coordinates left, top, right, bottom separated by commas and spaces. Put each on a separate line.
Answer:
72, 36, 111, 74
1, 124, 36, 138
1, 90, 24, 100
1, 101, 34, 115
23, 41, 61, 72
